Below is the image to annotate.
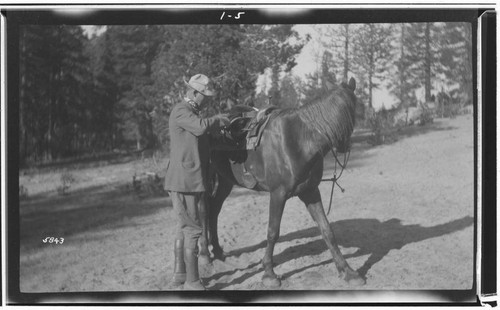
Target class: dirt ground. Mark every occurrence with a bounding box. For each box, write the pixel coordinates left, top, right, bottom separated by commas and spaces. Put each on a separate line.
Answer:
17, 114, 475, 302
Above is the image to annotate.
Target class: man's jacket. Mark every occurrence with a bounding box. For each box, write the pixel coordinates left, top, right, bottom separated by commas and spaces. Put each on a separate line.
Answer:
164, 99, 220, 192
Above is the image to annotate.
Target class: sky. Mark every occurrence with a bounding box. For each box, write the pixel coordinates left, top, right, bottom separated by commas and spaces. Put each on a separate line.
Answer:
291, 24, 320, 79
290, 24, 397, 110
81, 25, 106, 38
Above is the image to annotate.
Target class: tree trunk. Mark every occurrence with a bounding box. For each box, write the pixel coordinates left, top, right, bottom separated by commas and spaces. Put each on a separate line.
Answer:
270, 65, 281, 106
369, 71, 373, 109
343, 24, 349, 81
424, 22, 432, 102
368, 46, 374, 109
464, 23, 473, 105
20, 27, 27, 165
47, 67, 54, 161
399, 24, 405, 108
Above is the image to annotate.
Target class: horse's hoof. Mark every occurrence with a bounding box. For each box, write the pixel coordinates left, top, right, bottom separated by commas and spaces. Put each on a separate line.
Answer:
199, 254, 211, 266
347, 276, 365, 286
262, 275, 281, 288
343, 270, 365, 286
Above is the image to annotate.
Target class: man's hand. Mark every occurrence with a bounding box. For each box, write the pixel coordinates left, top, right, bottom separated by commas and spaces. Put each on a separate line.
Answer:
213, 113, 230, 127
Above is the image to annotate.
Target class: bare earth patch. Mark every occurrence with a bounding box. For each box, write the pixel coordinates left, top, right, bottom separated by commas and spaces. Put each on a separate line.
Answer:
18, 115, 474, 301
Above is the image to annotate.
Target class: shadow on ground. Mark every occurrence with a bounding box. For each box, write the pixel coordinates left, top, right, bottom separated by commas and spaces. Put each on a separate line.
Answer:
20, 184, 170, 253
207, 215, 473, 290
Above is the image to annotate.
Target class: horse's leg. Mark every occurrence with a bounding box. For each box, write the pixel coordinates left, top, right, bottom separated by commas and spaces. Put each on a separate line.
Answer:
299, 188, 365, 286
206, 175, 233, 261
261, 189, 286, 288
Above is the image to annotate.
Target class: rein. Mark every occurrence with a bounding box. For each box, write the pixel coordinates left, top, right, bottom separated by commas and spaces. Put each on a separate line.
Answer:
321, 148, 350, 216
312, 126, 351, 217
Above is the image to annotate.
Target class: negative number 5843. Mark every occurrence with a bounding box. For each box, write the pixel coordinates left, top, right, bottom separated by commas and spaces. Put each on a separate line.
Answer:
42, 237, 64, 244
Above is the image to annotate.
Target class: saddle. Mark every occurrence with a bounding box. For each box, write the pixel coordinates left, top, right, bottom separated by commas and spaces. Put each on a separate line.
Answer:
212, 105, 277, 189
224, 105, 277, 150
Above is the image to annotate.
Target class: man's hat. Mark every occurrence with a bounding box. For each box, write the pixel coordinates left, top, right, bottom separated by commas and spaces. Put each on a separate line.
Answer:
185, 74, 216, 97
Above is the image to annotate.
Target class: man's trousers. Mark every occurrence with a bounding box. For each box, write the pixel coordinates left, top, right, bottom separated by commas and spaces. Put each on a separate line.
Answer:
170, 191, 205, 251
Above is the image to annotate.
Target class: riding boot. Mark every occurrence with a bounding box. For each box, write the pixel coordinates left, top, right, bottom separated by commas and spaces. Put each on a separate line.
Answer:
183, 248, 206, 290
171, 239, 186, 286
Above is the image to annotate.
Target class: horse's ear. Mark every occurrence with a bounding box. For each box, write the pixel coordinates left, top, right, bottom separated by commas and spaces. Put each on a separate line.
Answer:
348, 77, 356, 91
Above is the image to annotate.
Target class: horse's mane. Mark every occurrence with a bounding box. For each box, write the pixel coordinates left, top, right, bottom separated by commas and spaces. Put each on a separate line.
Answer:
290, 83, 356, 148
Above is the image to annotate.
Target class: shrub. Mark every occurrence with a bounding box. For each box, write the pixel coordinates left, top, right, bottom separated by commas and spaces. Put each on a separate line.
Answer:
443, 104, 460, 119
367, 112, 390, 146
460, 104, 474, 115
57, 171, 76, 195
19, 185, 28, 199
132, 172, 167, 199
419, 108, 434, 126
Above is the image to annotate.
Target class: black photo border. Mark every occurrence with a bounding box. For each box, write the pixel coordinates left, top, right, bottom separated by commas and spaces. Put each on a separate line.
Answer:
2, 4, 496, 306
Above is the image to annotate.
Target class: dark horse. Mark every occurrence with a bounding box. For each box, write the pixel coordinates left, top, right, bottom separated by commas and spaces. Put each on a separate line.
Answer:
201, 78, 364, 287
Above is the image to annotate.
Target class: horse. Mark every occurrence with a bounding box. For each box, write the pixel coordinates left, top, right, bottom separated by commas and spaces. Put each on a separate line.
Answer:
201, 78, 364, 288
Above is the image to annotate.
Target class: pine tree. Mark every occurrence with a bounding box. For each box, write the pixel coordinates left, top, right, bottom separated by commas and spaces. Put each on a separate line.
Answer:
403, 22, 443, 105
435, 22, 473, 106
424, 22, 432, 102
19, 25, 48, 163
278, 73, 300, 108
20, 24, 306, 163
388, 23, 414, 109
321, 50, 337, 87
105, 25, 164, 151
298, 50, 337, 105
85, 28, 120, 152
20, 25, 93, 163
150, 24, 304, 144
341, 24, 350, 82
316, 24, 350, 81
351, 24, 393, 109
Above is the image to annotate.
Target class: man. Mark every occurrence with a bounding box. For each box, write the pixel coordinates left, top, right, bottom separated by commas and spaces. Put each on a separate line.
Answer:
164, 74, 229, 290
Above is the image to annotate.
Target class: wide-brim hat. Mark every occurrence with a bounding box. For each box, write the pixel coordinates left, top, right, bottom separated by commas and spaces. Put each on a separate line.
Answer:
184, 74, 216, 97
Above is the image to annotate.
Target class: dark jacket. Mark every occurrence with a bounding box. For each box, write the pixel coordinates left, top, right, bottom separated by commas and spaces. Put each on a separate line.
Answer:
164, 99, 221, 192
